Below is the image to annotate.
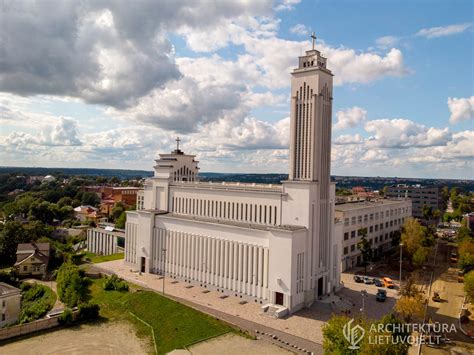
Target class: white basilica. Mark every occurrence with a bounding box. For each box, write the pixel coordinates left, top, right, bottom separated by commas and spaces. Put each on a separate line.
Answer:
125, 39, 341, 313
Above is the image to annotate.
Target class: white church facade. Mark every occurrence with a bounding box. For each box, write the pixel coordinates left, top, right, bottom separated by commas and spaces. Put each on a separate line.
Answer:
125, 40, 341, 313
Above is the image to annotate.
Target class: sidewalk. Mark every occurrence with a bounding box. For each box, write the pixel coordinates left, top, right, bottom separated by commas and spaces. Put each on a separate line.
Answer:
90, 260, 325, 354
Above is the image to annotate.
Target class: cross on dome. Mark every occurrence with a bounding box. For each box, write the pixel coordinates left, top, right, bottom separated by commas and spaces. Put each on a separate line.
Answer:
176, 137, 181, 151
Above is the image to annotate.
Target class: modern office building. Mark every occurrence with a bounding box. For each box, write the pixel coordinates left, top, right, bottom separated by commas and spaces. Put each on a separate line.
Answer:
336, 199, 412, 271
385, 185, 442, 219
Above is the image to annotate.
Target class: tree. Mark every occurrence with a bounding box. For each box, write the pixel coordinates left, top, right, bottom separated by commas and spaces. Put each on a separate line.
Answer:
401, 218, 426, 257
464, 271, 474, 300
115, 211, 127, 229
57, 196, 73, 208
111, 202, 125, 221
399, 278, 422, 297
29, 201, 57, 223
81, 192, 101, 207
56, 262, 90, 307
391, 230, 401, 247
412, 247, 429, 267
395, 295, 424, 323
322, 315, 355, 353
0, 221, 30, 265
458, 226, 473, 242
323, 314, 411, 354
357, 228, 372, 273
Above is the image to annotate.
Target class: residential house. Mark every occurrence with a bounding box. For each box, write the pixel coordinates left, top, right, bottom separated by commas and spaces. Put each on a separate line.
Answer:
14, 243, 50, 277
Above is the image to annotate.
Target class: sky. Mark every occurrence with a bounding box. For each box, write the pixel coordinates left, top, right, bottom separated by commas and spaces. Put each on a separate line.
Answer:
0, 0, 473, 179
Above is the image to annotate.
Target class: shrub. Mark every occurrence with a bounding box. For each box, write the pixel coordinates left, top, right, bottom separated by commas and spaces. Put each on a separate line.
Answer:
58, 308, 73, 325
77, 302, 100, 322
18, 283, 56, 324
103, 274, 129, 292
56, 262, 89, 307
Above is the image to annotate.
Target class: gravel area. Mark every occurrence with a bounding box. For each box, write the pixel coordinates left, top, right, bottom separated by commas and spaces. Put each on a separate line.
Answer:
0, 322, 150, 354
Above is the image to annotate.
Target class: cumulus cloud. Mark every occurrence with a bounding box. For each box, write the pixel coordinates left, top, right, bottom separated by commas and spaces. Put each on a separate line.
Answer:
448, 96, 474, 124
290, 24, 309, 36
334, 134, 364, 145
333, 106, 367, 130
364, 119, 451, 148
0, 1, 273, 107
274, 0, 301, 12
375, 36, 400, 49
416, 23, 472, 38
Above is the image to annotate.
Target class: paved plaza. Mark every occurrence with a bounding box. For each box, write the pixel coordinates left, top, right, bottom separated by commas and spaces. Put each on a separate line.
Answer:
92, 260, 402, 353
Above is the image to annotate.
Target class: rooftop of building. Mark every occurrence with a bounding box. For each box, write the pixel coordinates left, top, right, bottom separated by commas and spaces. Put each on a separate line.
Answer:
335, 198, 410, 212
140, 211, 306, 232
0, 282, 21, 297
169, 180, 284, 193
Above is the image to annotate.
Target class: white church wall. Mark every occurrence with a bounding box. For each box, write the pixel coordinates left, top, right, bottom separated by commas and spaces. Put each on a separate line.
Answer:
169, 185, 283, 226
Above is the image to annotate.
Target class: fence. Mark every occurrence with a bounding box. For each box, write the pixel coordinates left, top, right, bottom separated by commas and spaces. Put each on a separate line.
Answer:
0, 311, 78, 342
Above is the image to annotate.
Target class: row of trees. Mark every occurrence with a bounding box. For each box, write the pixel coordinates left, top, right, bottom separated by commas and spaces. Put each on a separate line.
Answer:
400, 218, 435, 267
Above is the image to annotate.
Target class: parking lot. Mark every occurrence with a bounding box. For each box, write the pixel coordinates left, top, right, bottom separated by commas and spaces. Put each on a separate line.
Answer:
338, 273, 400, 320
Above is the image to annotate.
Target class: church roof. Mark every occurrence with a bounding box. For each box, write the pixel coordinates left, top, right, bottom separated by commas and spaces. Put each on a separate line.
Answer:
160, 213, 306, 232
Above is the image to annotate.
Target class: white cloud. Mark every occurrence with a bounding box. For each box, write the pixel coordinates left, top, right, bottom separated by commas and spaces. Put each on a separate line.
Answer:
375, 36, 400, 49
274, 0, 301, 12
364, 119, 451, 148
334, 134, 364, 145
333, 106, 367, 130
290, 24, 309, 36
416, 23, 472, 38
448, 96, 474, 124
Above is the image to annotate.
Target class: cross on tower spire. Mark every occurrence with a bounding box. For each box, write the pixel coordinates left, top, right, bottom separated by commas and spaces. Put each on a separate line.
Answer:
311, 32, 317, 50
176, 137, 181, 151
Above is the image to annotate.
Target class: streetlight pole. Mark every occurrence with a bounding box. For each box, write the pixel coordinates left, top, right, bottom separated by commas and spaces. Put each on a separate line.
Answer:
162, 248, 167, 295
399, 242, 403, 288
360, 289, 367, 313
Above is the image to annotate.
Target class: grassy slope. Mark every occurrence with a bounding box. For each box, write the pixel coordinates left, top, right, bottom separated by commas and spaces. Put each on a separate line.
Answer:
85, 252, 124, 263
90, 279, 232, 354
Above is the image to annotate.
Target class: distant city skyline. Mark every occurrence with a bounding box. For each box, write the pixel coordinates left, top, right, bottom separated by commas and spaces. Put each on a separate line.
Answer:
0, 0, 472, 179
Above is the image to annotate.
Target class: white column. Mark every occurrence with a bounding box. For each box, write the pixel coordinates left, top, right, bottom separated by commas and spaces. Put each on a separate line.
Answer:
211, 238, 216, 285
243, 244, 248, 294
237, 243, 242, 293
233, 242, 238, 291
224, 240, 229, 288
263, 248, 269, 299
257, 247, 263, 298
252, 246, 257, 297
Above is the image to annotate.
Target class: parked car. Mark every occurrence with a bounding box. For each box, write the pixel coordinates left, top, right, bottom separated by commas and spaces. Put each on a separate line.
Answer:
354, 275, 364, 283
382, 277, 395, 288
374, 278, 384, 287
376, 289, 387, 302
364, 277, 375, 285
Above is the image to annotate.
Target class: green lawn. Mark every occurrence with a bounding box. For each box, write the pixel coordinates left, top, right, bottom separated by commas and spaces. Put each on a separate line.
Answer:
90, 279, 232, 354
85, 252, 124, 263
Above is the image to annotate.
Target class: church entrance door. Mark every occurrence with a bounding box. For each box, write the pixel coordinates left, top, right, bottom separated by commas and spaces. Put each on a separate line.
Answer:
317, 277, 324, 297
275, 292, 284, 306
140, 257, 146, 273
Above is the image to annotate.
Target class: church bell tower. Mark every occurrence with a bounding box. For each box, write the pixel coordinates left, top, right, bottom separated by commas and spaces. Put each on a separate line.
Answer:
288, 32, 333, 196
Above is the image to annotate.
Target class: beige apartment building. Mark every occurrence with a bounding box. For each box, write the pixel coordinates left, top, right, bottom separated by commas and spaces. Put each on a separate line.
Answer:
0, 283, 22, 327
336, 199, 412, 271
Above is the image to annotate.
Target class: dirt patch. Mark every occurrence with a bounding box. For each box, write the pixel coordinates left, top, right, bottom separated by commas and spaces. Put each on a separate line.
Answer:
0, 322, 150, 354
187, 333, 293, 355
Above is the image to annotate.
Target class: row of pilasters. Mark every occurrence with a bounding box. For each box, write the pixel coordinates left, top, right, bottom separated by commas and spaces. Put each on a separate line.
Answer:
86, 229, 118, 255
151, 229, 269, 300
